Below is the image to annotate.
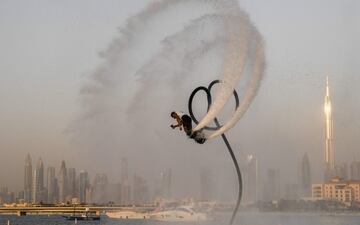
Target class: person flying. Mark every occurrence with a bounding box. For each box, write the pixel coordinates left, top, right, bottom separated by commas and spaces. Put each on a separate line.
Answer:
170, 111, 192, 136
170, 111, 206, 144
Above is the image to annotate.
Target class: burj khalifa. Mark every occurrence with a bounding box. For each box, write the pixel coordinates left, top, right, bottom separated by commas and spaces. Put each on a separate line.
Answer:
324, 76, 335, 181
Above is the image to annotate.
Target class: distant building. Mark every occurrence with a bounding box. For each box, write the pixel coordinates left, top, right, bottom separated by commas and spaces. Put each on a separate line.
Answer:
24, 153, 32, 203
67, 168, 76, 200
350, 161, 360, 181
32, 158, 45, 203
312, 178, 360, 205
324, 77, 335, 181
0, 187, 14, 204
91, 173, 108, 204
160, 169, 172, 199
79, 170, 89, 204
152, 178, 163, 201
17, 191, 24, 203
58, 161, 67, 203
133, 174, 149, 204
0, 187, 7, 204
244, 155, 258, 203
107, 183, 121, 204
300, 153, 311, 197
85, 187, 91, 204
47, 167, 56, 204
263, 169, 280, 201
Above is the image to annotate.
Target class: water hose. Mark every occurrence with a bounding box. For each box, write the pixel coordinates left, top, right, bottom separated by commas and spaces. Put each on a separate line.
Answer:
188, 80, 242, 225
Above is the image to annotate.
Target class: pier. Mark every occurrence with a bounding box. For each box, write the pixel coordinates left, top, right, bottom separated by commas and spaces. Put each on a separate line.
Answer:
0, 206, 156, 216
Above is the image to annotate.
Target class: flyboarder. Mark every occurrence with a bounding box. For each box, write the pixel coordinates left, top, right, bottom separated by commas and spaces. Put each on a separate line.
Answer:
170, 111, 206, 144
170, 111, 192, 136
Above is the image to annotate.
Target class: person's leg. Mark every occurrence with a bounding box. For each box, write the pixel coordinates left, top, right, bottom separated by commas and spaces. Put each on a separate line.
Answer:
195, 137, 206, 144
194, 131, 206, 144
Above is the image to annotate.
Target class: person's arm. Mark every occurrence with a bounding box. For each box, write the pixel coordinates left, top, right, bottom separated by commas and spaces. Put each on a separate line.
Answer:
171, 123, 181, 128
171, 117, 183, 130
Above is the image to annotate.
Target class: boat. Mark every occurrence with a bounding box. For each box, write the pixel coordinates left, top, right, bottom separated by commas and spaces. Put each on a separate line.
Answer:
63, 207, 100, 221
106, 210, 149, 219
148, 205, 209, 222
63, 214, 100, 221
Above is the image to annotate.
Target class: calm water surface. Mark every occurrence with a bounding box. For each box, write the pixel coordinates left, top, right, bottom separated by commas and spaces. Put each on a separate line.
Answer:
1, 213, 360, 225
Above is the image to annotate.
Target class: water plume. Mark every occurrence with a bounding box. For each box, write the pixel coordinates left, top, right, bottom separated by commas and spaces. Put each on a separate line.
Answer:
74, 0, 265, 194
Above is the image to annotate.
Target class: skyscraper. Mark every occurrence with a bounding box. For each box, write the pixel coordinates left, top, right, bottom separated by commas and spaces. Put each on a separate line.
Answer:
47, 167, 56, 204
263, 169, 280, 201
67, 168, 76, 200
324, 76, 335, 181
244, 155, 258, 203
91, 173, 108, 204
58, 161, 67, 203
0, 187, 14, 204
24, 153, 32, 203
133, 174, 149, 204
79, 170, 89, 204
32, 158, 45, 203
300, 153, 311, 197
160, 169, 172, 198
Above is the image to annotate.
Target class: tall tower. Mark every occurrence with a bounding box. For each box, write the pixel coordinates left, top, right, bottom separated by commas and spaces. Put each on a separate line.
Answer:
32, 158, 44, 203
324, 76, 335, 181
133, 174, 149, 204
47, 167, 56, 204
91, 173, 108, 204
24, 153, 32, 203
58, 160, 67, 203
263, 169, 280, 201
245, 155, 258, 203
67, 168, 76, 199
160, 169, 172, 198
79, 170, 89, 204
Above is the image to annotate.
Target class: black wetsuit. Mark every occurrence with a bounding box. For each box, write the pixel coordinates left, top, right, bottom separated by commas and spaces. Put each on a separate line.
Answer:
181, 114, 192, 136
173, 111, 206, 144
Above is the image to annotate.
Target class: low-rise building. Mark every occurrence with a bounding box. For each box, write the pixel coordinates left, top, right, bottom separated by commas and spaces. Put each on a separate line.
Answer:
312, 178, 360, 205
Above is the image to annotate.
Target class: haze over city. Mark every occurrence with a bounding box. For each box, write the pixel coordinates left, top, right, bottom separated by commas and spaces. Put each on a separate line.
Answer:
0, 0, 359, 205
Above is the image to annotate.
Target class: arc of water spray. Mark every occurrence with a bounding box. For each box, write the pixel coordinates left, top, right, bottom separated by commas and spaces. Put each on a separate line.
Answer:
81, 0, 265, 136
79, 1, 265, 221
208, 34, 265, 139
192, 3, 265, 140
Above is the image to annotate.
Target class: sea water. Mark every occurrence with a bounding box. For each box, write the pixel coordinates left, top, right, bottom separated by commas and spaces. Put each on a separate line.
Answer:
1, 213, 360, 225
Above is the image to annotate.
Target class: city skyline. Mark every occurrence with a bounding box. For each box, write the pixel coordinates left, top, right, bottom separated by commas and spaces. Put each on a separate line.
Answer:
4, 83, 360, 204
1, 145, 360, 205
1, 153, 183, 205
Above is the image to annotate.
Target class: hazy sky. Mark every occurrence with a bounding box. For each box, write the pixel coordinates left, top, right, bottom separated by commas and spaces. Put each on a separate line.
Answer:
0, 0, 359, 199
